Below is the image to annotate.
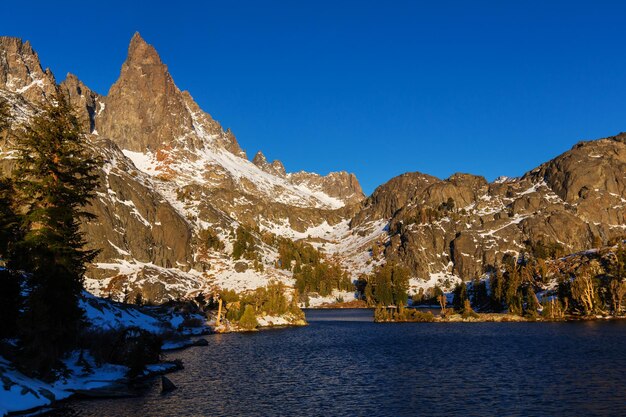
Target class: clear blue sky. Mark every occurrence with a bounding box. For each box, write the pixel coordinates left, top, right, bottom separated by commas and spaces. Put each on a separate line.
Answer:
3, 1, 626, 195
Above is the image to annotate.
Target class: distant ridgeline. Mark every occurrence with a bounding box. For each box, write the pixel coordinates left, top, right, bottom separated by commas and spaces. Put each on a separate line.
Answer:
0, 34, 625, 318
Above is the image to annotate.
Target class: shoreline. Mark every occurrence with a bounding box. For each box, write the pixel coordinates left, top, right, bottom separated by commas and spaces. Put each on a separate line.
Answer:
3, 337, 207, 417
6, 316, 312, 416
374, 311, 626, 323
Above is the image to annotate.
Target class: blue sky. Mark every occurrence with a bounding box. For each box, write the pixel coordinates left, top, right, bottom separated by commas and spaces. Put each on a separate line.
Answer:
3, 1, 626, 195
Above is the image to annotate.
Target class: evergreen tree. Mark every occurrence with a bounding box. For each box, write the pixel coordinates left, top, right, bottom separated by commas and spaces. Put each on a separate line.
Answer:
453, 282, 468, 312
0, 268, 21, 339
13, 92, 100, 377
390, 265, 409, 307
238, 304, 258, 330
524, 286, 540, 316
0, 99, 18, 260
0, 179, 23, 339
470, 278, 489, 311
367, 263, 409, 307
232, 226, 255, 260
0, 101, 23, 339
504, 264, 523, 315
0, 98, 9, 132
489, 268, 506, 312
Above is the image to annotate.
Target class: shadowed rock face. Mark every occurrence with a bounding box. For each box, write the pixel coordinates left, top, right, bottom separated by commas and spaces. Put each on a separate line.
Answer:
83, 138, 194, 275
60, 73, 100, 133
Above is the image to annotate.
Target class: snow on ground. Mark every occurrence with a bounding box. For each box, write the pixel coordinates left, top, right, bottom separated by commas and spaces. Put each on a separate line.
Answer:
82, 291, 210, 336
256, 315, 292, 327
207, 258, 294, 292
122, 143, 345, 211
408, 272, 462, 295
0, 352, 127, 416
479, 214, 529, 238
305, 290, 358, 307
80, 292, 163, 333
308, 219, 389, 279
0, 351, 181, 416
85, 259, 205, 300
259, 219, 339, 241
1, 291, 206, 415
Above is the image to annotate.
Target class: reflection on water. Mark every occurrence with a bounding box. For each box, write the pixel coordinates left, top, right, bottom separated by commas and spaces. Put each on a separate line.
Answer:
303, 308, 374, 322
54, 310, 626, 416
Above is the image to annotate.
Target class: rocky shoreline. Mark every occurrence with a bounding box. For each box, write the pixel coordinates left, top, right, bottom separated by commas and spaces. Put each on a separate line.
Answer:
374, 311, 626, 323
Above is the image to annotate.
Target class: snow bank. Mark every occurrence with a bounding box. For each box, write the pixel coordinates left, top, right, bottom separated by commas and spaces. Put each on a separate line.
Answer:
306, 290, 358, 307
0, 352, 127, 416
80, 292, 163, 333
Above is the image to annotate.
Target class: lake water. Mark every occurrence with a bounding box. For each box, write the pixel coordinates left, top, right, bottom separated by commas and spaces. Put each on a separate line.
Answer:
53, 309, 626, 416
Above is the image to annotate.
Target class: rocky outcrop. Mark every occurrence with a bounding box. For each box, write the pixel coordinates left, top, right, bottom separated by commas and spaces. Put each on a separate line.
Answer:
252, 151, 286, 177
0, 34, 365, 302
351, 172, 438, 227
289, 171, 364, 207
97, 32, 192, 152
59, 73, 101, 133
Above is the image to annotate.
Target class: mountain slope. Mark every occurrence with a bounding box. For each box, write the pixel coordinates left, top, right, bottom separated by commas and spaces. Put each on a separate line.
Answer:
1, 34, 626, 302
335, 134, 626, 292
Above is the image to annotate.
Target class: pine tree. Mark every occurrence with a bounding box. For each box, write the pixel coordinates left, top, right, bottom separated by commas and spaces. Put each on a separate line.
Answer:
0, 97, 9, 132
453, 282, 468, 312
238, 304, 258, 330
232, 226, 255, 260
0, 179, 22, 339
13, 92, 100, 377
0, 99, 22, 340
0, 99, 20, 261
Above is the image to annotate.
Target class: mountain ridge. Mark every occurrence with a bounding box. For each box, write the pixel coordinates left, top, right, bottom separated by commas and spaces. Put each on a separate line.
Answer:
1, 33, 625, 303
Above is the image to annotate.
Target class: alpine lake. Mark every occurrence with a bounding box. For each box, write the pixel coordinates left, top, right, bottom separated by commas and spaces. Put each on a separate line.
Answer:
49, 309, 626, 416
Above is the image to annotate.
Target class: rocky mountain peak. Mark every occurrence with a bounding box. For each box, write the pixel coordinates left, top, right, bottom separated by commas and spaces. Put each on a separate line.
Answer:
96, 32, 192, 152
127, 32, 162, 67
96, 33, 245, 157
289, 170, 364, 207
0, 37, 57, 103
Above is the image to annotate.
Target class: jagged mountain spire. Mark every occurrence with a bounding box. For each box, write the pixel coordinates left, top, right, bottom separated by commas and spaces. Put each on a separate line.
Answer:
95, 32, 243, 156
96, 32, 194, 151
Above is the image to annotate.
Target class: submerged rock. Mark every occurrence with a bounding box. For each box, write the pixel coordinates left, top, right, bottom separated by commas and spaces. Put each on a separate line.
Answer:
161, 376, 177, 394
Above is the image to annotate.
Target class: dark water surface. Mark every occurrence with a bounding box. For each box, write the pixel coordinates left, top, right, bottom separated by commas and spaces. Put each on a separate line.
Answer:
57, 309, 626, 416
